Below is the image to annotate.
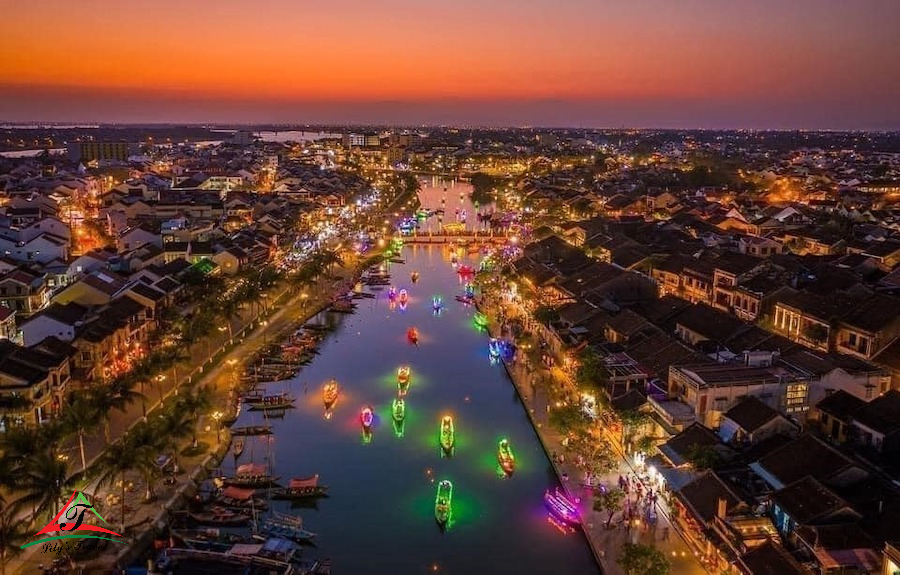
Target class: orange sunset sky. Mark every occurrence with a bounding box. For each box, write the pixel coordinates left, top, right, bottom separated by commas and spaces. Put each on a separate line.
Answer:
1, 0, 899, 128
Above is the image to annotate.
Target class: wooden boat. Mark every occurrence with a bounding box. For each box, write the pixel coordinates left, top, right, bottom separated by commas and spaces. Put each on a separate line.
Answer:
213, 486, 267, 511
455, 295, 474, 304
242, 390, 267, 405
411, 271, 419, 283
406, 327, 419, 345
272, 475, 329, 501
435, 480, 453, 528
172, 528, 250, 552
188, 507, 251, 526
258, 511, 316, 542
439, 415, 455, 456
223, 463, 281, 488
457, 265, 475, 275
398, 289, 409, 305
322, 380, 339, 409
233, 438, 245, 458
248, 392, 295, 411
360, 406, 374, 431
233, 417, 276, 430
497, 438, 516, 476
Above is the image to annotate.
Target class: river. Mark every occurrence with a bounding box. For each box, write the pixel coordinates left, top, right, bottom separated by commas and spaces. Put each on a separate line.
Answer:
225, 240, 600, 574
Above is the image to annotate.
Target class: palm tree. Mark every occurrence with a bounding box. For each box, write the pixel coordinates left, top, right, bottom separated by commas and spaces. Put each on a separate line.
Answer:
155, 407, 195, 474
60, 397, 99, 478
218, 298, 240, 344
0, 501, 27, 575
85, 384, 143, 444
125, 423, 164, 502
315, 248, 344, 278
13, 450, 69, 521
89, 438, 149, 533
174, 386, 213, 448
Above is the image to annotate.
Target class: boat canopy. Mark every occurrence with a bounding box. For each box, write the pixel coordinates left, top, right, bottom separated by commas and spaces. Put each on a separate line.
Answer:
221, 486, 255, 500
289, 475, 319, 489
227, 543, 264, 556
237, 463, 267, 476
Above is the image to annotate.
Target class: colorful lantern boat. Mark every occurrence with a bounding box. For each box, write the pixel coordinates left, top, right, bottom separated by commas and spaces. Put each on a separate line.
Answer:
407, 327, 419, 344
360, 406, 374, 431
543, 488, 580, 526
439, 415, 455, 456
435, 480, 453, 528
497, 439, 516, 476
392, 398, 405, 423
398, 289, 409, 305
322, 380, 339, 409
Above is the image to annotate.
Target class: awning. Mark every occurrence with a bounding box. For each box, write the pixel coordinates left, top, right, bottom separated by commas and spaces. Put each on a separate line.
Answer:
645, 455, 696, 492
221, 486, 255, 500
227, 543, 263, 556
289, 475, 318, 489
237, 463, 266, 476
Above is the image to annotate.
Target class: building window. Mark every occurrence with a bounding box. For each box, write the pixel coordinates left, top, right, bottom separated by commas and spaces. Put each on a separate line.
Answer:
848, 333, 857, 346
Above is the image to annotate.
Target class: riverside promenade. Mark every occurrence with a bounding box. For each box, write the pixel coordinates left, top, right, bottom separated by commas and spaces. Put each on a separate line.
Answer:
478, 294, 708, 575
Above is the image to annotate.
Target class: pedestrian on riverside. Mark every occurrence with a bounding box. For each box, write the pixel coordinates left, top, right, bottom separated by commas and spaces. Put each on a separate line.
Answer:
663, 527, 670, 541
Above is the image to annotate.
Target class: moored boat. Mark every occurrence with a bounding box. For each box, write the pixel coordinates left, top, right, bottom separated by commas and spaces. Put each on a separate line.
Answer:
258, 511, 316, 542
272, 475, 329, 500
473, 312, 488, 329
439, 415, 455, 455
489, 338, 501, 359
497, 438, 516, 476
434, 480, 453, 528
188, 507, 251, 526
543, 488, 580, 526
248, 392, 295, 411
171, 528, 249, 551
322, 380, 339, 409
360, 406, 374, 430
213, 486, 267, 511
392, 398, 405, 423
233, 438, 244, 458
457, 265, 475, 275
223, 463, 281, 488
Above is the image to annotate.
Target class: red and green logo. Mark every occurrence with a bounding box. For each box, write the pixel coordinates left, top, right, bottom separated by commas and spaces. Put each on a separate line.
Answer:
20, 491, 125, 549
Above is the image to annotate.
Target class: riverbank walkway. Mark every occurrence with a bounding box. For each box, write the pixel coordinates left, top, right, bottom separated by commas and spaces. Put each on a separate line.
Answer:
479, 294, 709, 575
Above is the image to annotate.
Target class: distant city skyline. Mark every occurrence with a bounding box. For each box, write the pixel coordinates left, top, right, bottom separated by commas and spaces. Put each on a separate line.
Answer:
2, 0, 899, 129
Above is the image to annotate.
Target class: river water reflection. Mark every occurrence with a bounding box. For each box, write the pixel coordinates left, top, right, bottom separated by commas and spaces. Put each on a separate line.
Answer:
228, 245, 599, 574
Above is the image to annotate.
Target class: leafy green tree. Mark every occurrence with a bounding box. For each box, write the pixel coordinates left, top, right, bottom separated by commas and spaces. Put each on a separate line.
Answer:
575, 348, 606, 392
532, 305, 560, 326
618, 543, 670, 575
593, 487, 625, 528
686, 443, 721, 471
549, 403, 589, 436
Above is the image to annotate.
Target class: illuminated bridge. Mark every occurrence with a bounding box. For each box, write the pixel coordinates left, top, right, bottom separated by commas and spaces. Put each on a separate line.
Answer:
400, 230, 513, 244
